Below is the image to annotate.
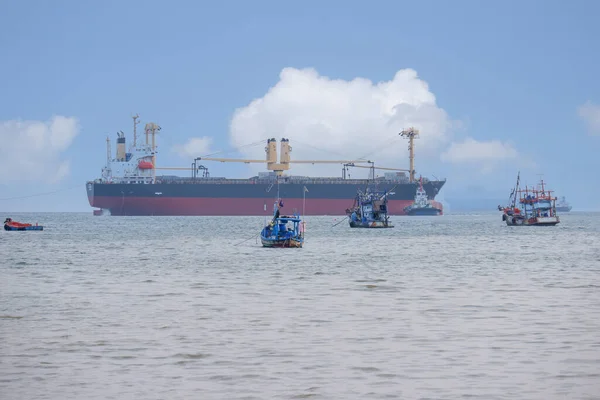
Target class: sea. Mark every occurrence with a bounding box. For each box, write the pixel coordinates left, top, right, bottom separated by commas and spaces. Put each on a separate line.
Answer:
1, 211, 599, 400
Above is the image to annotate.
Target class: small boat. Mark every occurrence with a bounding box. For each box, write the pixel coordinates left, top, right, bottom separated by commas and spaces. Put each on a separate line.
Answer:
346, 185, 394, 228
93, 208, 110, 216
556, 196, 572, 212
4, 218, 44, 231
260, 199, 305, 248
403, 177, 442, 216
498, 173, 560, 226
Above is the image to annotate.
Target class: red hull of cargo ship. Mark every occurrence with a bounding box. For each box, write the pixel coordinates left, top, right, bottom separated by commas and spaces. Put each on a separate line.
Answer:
90, 196, 443, 216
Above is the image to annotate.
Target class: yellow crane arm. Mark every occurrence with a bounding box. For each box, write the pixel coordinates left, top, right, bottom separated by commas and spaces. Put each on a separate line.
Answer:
288, 160, 371, 164
197, 157, 267, 163
349, 165, 410, 172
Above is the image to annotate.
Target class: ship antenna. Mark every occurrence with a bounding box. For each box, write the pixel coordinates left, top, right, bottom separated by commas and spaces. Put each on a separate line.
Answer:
106, 135, 111, 164
132, 114, 139, 148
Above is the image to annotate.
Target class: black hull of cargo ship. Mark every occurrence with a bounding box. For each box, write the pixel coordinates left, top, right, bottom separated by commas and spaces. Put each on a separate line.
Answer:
86, 178, 445, 216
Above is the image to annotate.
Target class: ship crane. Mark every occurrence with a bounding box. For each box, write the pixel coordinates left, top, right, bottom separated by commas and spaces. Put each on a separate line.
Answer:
196, 138, 372, 176
342, 127, 420, 182
399, 127, 419, 182
342, 162, 410, 180
154, 163, 210, 179
151, 127, 422, 181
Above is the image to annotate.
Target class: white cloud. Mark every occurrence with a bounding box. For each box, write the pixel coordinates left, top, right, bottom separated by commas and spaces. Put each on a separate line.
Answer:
439, 137, 535, 176
578, 101, 600, 135
441, 137, 518, 164
172, 136, 213, 158
0, 116, 79, 184
225, 67, 455, 177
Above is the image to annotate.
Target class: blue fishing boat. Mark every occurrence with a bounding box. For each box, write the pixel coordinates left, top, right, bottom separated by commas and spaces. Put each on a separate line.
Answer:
4, 218, 44, 231
345, 185, 394, 228
260, 199, 305, 248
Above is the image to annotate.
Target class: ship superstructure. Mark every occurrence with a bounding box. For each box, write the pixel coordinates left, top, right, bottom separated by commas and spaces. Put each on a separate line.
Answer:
100, 115, 160, 185
87, 116, 446, 216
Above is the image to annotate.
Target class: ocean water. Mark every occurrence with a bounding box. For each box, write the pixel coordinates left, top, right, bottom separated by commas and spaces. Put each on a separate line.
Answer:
1, 211, 600, 400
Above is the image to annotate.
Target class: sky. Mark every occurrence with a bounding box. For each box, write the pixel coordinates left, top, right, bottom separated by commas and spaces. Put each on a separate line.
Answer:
1, 0, 599, 212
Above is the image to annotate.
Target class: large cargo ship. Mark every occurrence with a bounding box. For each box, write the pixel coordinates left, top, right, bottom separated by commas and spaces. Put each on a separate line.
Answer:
86, 116, 446, 216
555, 196, 572, 212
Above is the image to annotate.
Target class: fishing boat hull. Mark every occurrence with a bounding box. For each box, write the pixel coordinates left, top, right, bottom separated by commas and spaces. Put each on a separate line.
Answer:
4, 224, 43, 231
260, 237, 303, 248
504, 215, 560, 226
349, 221, 393, 228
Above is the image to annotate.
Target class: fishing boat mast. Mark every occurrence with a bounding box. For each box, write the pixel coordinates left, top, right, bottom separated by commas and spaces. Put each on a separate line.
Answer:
511, 171, 520, 209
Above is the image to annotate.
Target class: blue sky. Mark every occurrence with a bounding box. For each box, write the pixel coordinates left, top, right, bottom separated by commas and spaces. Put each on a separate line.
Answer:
1, 0, 599, 211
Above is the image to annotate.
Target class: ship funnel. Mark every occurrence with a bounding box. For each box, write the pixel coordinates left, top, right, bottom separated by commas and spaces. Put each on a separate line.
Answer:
116, 131, 126, 161
265, 138, 277, 164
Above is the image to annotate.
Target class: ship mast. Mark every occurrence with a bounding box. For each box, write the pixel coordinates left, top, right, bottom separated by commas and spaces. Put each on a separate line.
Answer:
537, 174, 545, 196
132, 114, 139, 148
399, 127, 420, 183
106, 135, 111, 163
510, 171, 520, 208
144, 122, 161, 183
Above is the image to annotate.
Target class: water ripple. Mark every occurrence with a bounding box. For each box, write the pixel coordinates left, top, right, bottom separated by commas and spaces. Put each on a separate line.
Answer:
1, 212, 600, 399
